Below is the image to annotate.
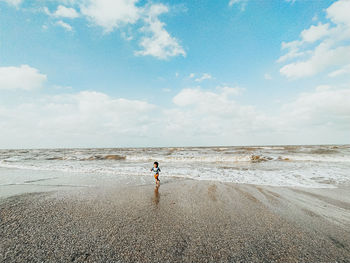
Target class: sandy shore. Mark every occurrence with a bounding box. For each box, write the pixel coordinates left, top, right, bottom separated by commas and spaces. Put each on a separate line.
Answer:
1, 178, 350, 262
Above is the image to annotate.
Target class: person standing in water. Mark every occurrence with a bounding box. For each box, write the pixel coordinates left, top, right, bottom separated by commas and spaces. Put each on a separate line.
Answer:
150, 161, 161, 186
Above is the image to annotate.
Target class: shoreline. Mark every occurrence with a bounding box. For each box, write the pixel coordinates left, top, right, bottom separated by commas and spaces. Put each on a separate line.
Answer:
1, 178, 350, 262
1, 166, 348, 200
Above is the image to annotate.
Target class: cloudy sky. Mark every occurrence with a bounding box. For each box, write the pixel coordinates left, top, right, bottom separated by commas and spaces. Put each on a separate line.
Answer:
0, 0, 349, 148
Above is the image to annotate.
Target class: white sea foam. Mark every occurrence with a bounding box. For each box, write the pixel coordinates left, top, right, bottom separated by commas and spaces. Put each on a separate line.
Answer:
0, 145, 349, 188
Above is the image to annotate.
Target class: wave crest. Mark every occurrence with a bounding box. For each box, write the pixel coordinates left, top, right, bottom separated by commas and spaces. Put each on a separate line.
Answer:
83, 154, 126, 161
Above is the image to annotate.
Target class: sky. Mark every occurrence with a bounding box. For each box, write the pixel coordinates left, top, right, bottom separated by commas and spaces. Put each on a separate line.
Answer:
0, 0, 349, 148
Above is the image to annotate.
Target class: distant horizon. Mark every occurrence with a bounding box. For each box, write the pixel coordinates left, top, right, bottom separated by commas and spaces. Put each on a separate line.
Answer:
0, 0, 349, 148
1, 143, 349, 151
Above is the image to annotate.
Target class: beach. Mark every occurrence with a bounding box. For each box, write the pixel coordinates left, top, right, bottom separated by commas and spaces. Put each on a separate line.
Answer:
2, 0, 350, 261
1, 178, 350, 262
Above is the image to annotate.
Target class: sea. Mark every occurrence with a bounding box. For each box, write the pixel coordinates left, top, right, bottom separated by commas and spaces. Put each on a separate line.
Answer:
1, 145, 350, 197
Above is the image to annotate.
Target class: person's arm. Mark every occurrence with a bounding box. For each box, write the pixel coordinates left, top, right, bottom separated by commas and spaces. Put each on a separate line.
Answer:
158, 168, 161, 172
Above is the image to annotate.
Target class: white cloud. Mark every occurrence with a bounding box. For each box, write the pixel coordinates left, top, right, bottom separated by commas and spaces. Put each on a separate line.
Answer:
53, 5, 79, 18
188, 73, 213, 82
285, 0, 296, 4
149, 84, 349, 144
278, 0, 350, 79
5, 0, 185, 60
173, 88, 205, 107
0, 65, 47, 90
300, 23, 330, 43
56, 20, 73, 31
173, 86, 241, 108
280, 44, 350, 78
281, 86, 350, 129
277, 23, 330, 64
80, 0, 140, 33
277, 40, 307, 63
326, 0, 350, 26
0, 91, 158, 148
79, 0, 185, 59
172, 87, 245, 118
2, 86, 261, 147
216, 85, 242, 96
1, 0, 22, 7
328, 64, 350, 77
228, 0, 248, 11
135, 4, 186, 60
168, 86, 269, 139
195, 73, 212, 82
1, 82, 349, 147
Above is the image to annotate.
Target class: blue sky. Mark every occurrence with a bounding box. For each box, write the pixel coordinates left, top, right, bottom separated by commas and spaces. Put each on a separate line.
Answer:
0, 0, 349, 148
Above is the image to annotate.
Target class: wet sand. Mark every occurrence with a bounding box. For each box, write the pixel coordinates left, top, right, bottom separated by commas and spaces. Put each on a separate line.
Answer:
1, 179, 350, 262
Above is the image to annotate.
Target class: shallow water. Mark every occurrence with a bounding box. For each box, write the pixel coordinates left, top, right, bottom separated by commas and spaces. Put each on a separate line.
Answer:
0, 145, 349, 190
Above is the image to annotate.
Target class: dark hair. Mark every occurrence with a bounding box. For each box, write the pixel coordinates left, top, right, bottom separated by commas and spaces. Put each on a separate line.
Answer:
154, 161, 159, 167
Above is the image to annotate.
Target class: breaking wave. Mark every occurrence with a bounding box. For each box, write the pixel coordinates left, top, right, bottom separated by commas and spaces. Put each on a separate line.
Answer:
0, 145, 349, 188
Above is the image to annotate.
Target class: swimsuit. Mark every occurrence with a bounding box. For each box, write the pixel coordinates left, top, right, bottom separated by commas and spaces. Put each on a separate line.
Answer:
151, 167, 161, 181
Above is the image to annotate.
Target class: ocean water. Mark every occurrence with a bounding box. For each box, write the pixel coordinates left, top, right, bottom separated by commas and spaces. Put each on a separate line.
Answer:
0, 145, 349, 191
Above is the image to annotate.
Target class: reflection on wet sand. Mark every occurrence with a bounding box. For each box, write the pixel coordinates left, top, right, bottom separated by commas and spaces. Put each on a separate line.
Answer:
152, 185, 160, 207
